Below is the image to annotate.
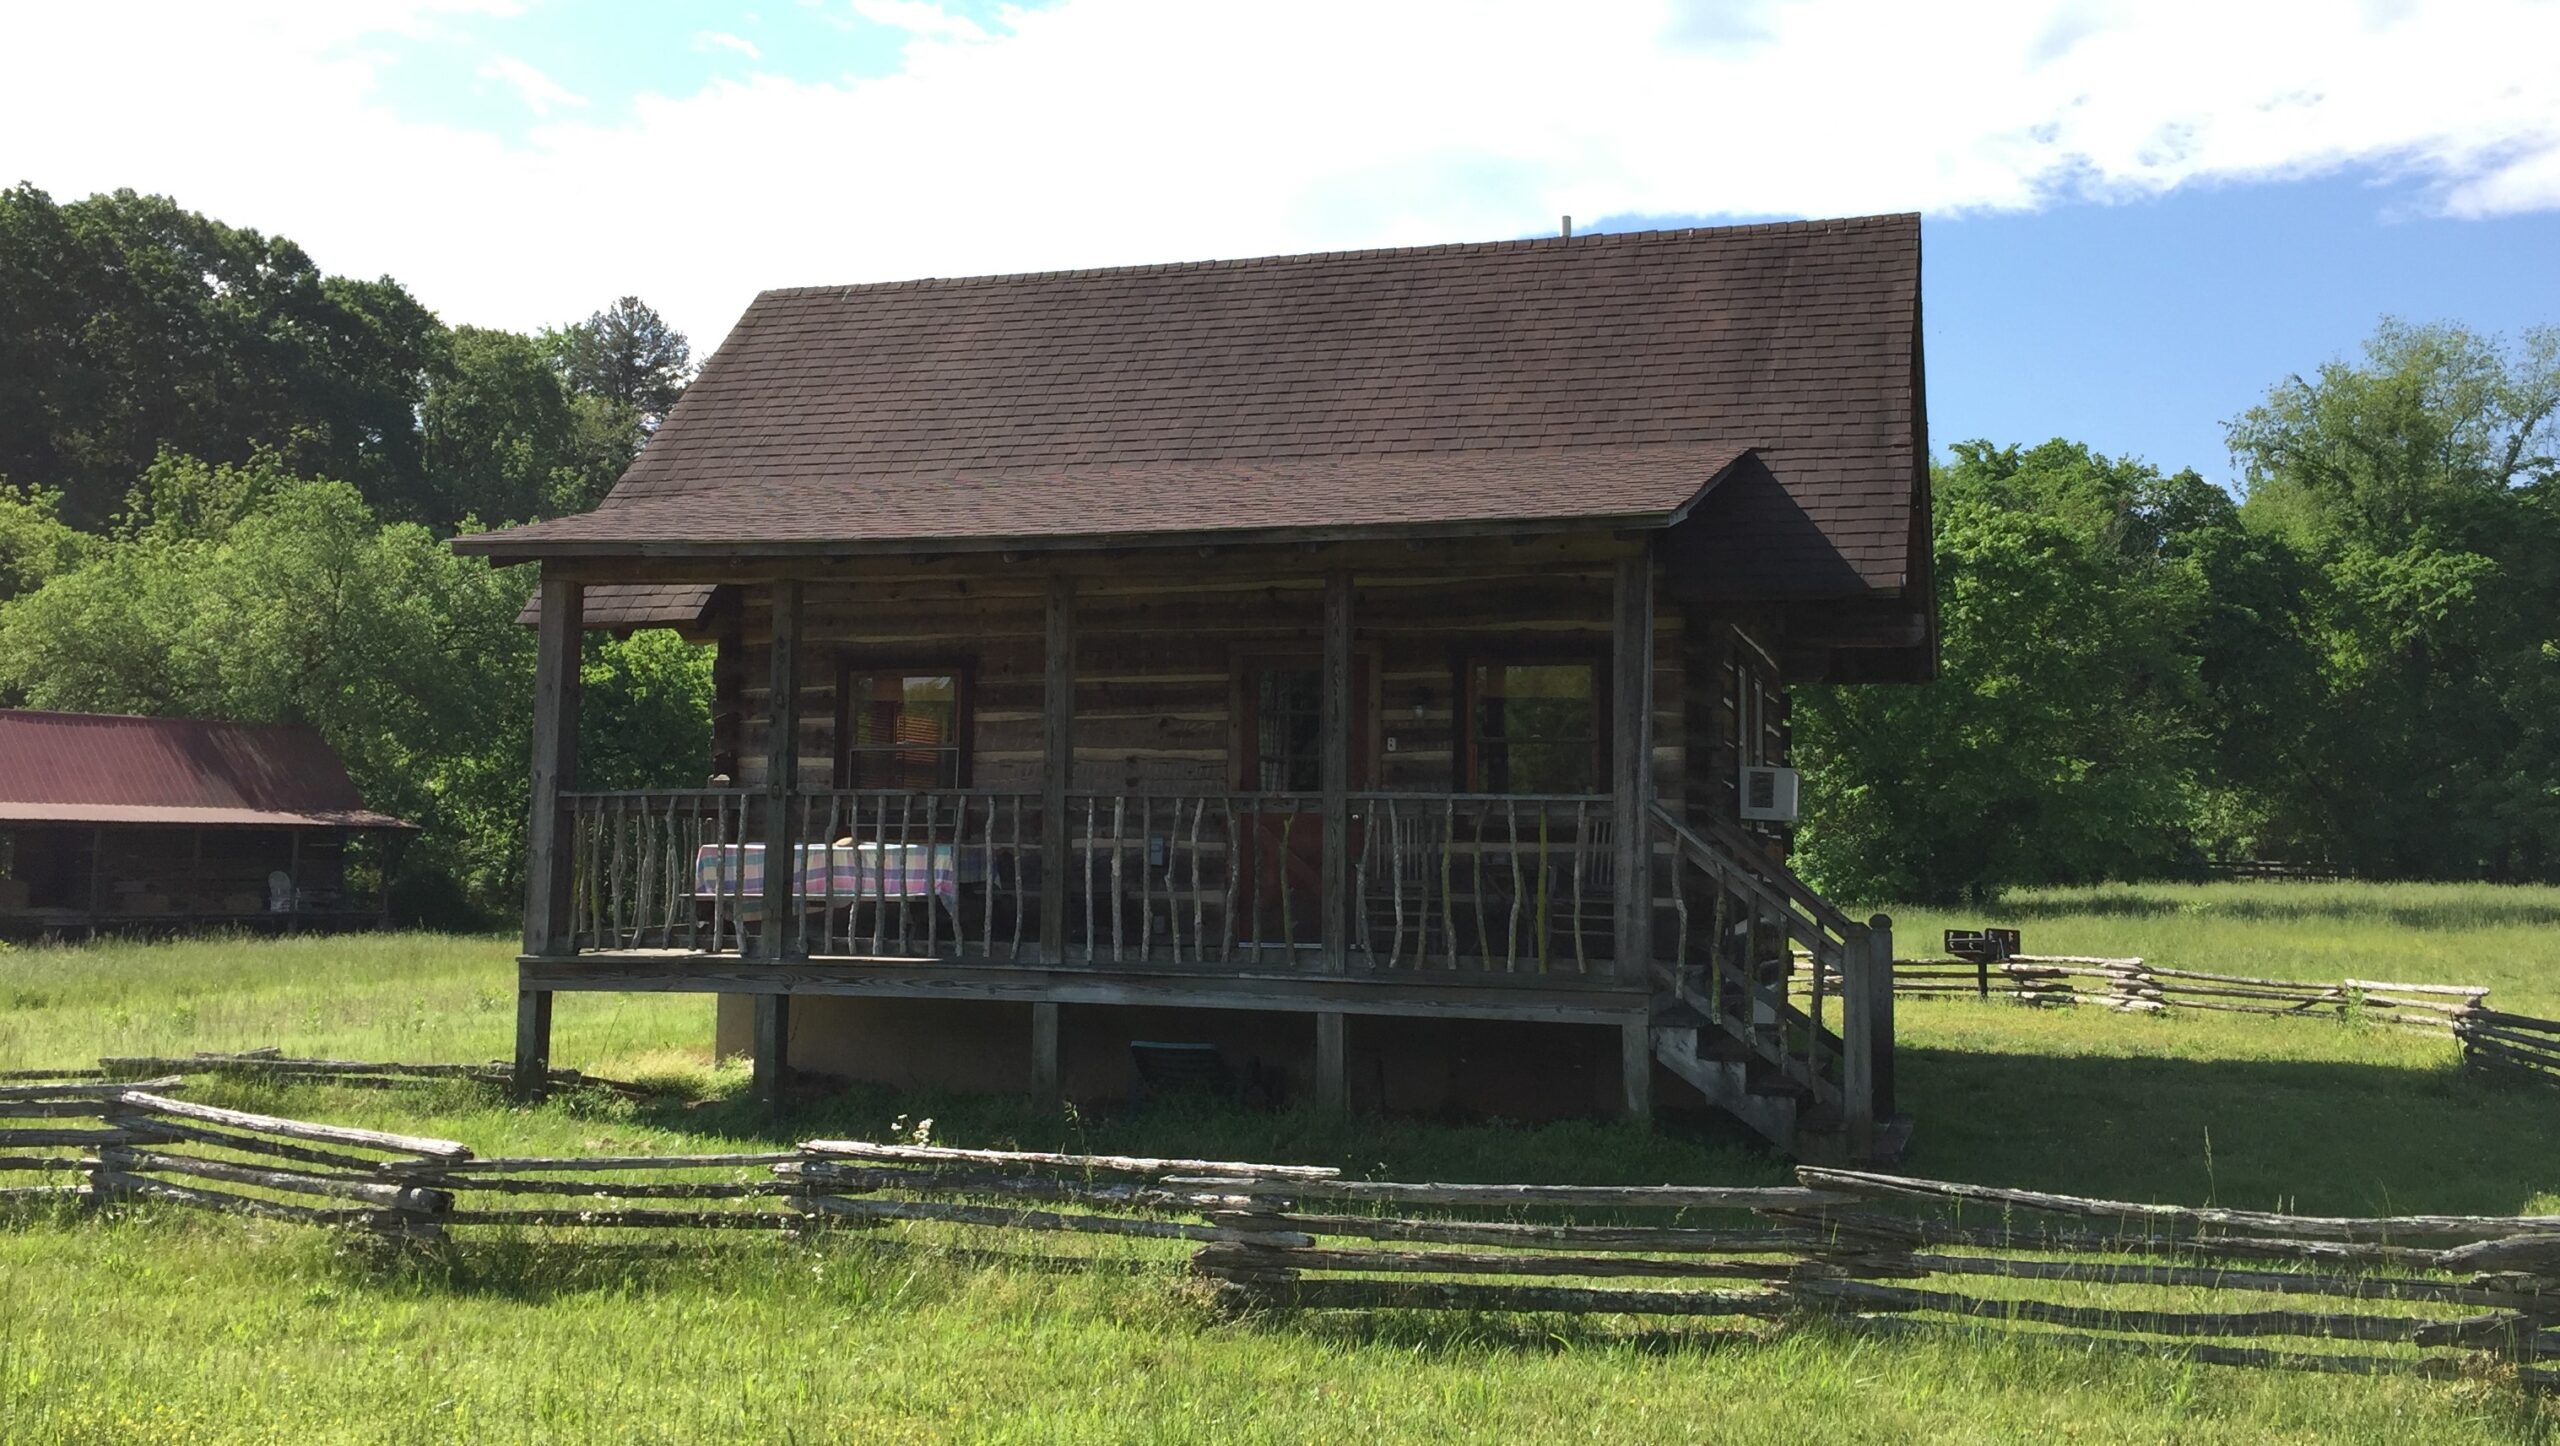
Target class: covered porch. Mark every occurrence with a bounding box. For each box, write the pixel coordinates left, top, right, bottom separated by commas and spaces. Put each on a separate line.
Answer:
511, 536, 1894, 1143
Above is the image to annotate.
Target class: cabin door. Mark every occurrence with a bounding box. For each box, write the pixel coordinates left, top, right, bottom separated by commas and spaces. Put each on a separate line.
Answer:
1234, 656, 1373, 949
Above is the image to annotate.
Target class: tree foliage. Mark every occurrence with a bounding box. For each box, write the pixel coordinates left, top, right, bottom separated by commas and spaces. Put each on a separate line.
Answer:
0, 183, 681, 532
1797, 321, 2560, 902
1794, 442, 2213, 901
2225, 320, 2560, 879
0, 484, 88, 601
545, 296, 695, 423
0, 454, 708, 922
0, 185, 448, 526
421, 326, 638, 524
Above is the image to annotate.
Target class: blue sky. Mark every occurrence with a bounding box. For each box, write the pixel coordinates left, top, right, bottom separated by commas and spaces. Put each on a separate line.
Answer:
7, 1, 2558, 490
1848, 176, 2559, 484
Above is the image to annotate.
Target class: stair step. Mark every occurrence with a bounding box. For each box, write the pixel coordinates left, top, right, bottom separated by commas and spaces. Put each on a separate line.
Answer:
1690, 1031, 1752, 1063
1747, 1074, 1814, 1100
1650, 999, 1708, 1030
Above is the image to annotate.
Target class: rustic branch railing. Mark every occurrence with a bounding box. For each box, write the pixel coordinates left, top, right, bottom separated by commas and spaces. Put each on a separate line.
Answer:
561, 788, 1620, 977
1649, 804, 1885, 1123
1349, 793, 1618, 974
4, 1088, 2549, 1391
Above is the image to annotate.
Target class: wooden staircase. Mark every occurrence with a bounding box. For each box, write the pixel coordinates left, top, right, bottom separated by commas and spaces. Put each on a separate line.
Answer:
1646, 805, 1906, 1162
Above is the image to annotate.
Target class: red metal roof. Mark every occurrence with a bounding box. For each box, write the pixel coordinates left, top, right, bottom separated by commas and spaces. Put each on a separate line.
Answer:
0, 711, 413, 829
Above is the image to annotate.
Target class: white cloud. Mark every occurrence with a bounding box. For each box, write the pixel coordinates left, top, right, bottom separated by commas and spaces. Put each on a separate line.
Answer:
477, 54, 585, 115
850, 0, 989, 43
3, 0, 2554, 354
692, 29, 763, 60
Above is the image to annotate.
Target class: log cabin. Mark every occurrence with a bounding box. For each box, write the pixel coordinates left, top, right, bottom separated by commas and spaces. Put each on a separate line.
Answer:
0, 710, 409, 938
455, 213, 1934, 1157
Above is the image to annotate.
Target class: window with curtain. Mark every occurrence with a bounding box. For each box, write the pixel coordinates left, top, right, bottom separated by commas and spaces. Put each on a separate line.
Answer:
1467, 661, 1602, 794
840, 670, 965, 789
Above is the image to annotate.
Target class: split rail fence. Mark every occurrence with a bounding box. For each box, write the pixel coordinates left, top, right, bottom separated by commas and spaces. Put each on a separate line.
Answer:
1, 1083, 2553, 1390
1792, 954, 2560, 1087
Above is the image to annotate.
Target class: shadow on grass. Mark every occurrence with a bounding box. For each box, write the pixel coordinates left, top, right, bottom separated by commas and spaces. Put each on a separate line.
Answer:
600, 1080, 1797, 1189
531, 1039, 2557, 1220
1897, 1043, 2560, 1215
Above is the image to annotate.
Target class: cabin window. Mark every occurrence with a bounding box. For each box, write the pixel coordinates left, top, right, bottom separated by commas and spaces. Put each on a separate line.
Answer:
839, 668, 968, 789
1466, 660, 1603, 794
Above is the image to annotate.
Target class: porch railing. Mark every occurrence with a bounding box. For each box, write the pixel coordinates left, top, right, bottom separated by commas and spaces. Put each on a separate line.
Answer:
557, 788, 1616, 975
1350, 793, 1619, 973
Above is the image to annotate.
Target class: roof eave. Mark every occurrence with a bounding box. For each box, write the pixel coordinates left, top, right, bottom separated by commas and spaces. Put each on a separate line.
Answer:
451, 510, 1705, 564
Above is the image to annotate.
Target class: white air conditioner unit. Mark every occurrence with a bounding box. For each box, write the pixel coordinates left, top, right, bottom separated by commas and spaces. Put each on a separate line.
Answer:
1737, 765, 1801, 823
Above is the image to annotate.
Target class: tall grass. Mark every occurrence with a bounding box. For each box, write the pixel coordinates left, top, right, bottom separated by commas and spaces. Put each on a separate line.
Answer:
1, 884, 2556, 1441
1883, 880, 2560, 1013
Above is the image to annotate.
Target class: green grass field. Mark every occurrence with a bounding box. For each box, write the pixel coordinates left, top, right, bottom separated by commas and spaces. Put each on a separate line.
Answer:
2, 881, 2556, 1442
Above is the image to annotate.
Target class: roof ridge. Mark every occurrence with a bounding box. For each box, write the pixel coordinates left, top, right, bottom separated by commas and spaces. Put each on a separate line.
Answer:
748, 212, 1919, 305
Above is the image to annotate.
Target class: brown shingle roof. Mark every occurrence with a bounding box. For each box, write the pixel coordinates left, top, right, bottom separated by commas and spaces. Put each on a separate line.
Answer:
455, 215, 1923, 593
516, 582, 718, 631
0, 711, 412, 829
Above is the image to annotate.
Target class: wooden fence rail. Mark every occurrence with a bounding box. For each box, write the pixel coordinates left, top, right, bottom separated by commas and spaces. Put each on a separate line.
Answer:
1791, 954, 2560, 1088
0, 1085, 2551, 1390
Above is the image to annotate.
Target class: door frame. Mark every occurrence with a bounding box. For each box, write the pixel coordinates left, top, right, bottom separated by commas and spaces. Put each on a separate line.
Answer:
1228, 646, 1383, 949
1226, 645, 1385, 792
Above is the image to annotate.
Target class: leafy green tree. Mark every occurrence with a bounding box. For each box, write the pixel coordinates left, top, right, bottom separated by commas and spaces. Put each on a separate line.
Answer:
422, 326, 580, 525
1794, 441, 2213, 902
546, 296, 694, 423
0, 484, 87, 601
0, 454, 711, 921
580, 629, 716, 791
547, 391, 648, 515
0, 185, 447, 526
2225, 320, 2560, 878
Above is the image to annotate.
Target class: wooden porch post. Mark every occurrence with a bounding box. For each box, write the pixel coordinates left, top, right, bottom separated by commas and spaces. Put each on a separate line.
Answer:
1031, 1000, 1061, 1107
756, 580, 803, 1111
753, 994, 790, 1109
1620, 1019, 1652, 1121
1316, 571, 1352, 1111
1040, 574, 1075, 965
86, 826, 103, 939
286, 830, 302, 934
515, 988, 554, 1095
517, 572, 581, 1098
1612, 549, 1657, 1120
1611, 548, 1657, 977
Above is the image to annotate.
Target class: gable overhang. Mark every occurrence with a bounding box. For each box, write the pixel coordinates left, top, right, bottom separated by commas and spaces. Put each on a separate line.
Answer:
452, 447, 1759, 566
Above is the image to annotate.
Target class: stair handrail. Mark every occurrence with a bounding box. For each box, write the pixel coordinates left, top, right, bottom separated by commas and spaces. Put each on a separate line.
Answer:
1647, 804, 1855, 959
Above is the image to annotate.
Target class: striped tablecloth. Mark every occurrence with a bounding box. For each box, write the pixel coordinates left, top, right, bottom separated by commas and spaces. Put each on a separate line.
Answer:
693, 843, 985, 920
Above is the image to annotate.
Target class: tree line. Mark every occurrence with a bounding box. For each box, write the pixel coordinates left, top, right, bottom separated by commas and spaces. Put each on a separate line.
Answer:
1795, 322, 2560, 901
0, 185, 709, 923
2, 186, 2554, 916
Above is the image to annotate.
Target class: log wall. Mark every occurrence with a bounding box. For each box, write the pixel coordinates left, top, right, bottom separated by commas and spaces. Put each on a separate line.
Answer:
693, 551, 1775, 822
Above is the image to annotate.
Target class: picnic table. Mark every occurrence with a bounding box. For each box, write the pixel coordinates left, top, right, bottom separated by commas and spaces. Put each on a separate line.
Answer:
692, 842, 987, 923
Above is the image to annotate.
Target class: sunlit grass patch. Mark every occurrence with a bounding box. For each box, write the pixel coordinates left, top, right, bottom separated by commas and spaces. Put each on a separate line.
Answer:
1, 886, 2556, 1441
